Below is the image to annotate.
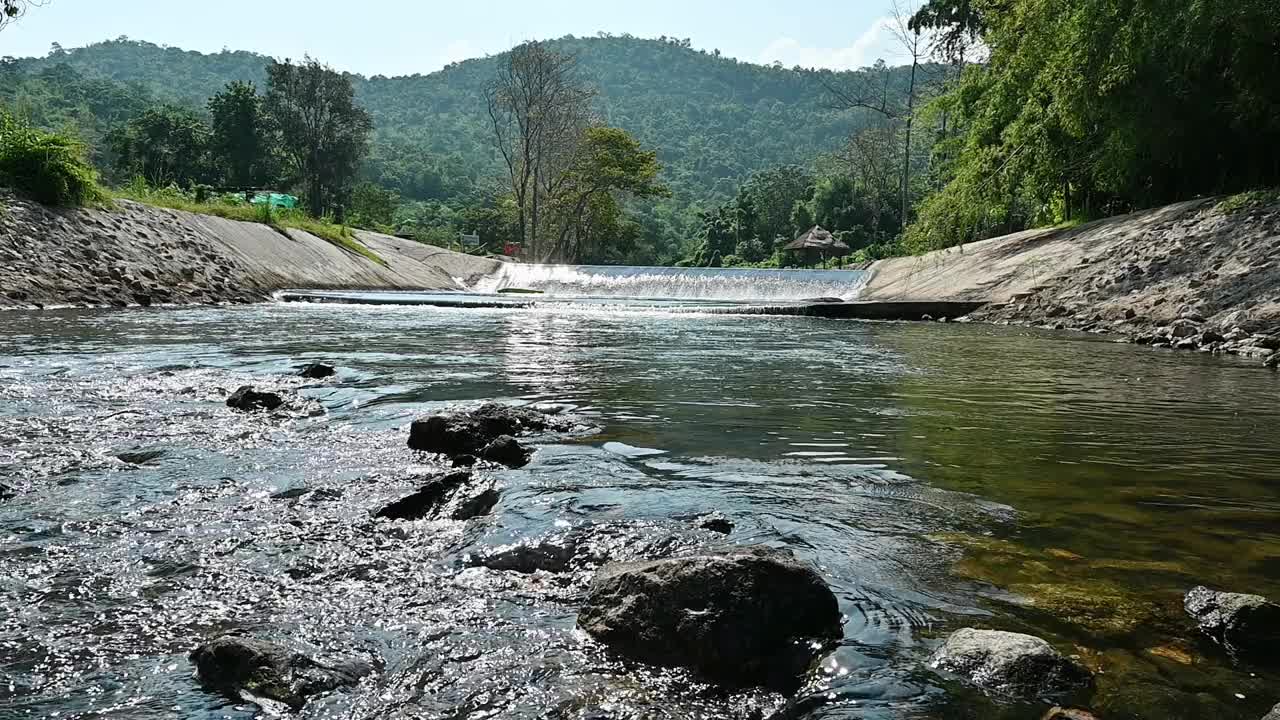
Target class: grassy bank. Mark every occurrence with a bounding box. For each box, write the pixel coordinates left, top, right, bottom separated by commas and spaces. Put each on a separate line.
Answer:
110, 184, 386, 267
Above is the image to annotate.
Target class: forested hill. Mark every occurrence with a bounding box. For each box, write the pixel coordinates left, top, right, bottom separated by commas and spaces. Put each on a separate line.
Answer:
11, 36, 901, 208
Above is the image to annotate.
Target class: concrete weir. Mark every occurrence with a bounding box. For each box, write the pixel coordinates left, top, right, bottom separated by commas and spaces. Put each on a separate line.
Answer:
277, 290, 983, 320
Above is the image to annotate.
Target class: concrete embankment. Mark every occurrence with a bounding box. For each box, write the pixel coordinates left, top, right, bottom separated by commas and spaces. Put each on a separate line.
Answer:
861, 197, 1280, 363
0, 192, 499, 309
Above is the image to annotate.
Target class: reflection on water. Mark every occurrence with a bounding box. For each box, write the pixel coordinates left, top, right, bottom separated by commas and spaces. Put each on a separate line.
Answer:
0, 303, 1278, 719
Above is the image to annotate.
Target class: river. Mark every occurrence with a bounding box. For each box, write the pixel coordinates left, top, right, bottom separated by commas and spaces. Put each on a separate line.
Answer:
1, 300, 1278, 719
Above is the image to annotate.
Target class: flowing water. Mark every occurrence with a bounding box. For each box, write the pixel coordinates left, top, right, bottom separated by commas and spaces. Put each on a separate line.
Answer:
473, 264, 870, 302
2, 301, 1279, 720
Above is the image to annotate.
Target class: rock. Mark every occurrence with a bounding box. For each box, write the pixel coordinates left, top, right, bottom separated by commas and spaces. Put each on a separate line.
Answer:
481, 435, 532, 468
271, 487, 311, 500
115, 448, 165, 465
1043, 708, 1099, 720
1168, 320, 1201, 339
469, 537, 579, 573
1200, 329, 1226, 344
1265, 353, 1279, 370
451, 454, 478, 468
298, 363, 336, 379
408, 403, 563, 456
1263, 703, 1280, 720
1184, 586, 1280, 659
1174, 337, 1200, 350
189, 636, 371, 711
451, 488, 500, 520
577, 546, 842, 692
226, 386, 284, 412
929, 628, 1092, 697
374, 470, 472, 521
0, 483, 14, 501
695, 514, 734, 534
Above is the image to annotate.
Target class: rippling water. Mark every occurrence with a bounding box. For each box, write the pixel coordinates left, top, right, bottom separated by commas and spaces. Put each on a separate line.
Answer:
2, 304, 1278, 720
472, 264, 870, 301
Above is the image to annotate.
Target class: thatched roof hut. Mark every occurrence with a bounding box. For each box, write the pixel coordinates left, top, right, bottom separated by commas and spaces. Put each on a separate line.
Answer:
783, 226, 851, 266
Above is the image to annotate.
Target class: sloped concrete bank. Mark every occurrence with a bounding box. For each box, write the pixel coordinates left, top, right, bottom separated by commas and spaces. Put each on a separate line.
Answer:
0, 192, 499, 310
861, 198, 1280, 366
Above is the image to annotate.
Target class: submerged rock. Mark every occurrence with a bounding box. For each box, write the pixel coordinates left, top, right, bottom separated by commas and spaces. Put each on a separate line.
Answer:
0, 483, 14, 501
694, 513, 734, 534
374, 471, 472, 521
226, 385, 284, 412
929, 628, 1092, 697
189, 636, 371, 711
451, 488, 500, 520
481, 435, 531, 468
577, 546, 842, 692
298, 362, 336, 379
1184, 586, 1280, 659
470, 537, 579, 573
407, 403, 564, 456
115, 448, 165, 465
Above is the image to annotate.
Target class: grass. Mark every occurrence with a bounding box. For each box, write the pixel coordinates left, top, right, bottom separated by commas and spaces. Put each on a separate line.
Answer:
111, 183, 387, 266
1217, 188, 1280, 215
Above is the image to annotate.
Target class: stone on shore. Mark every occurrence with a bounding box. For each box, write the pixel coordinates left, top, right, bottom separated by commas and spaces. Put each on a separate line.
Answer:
298, 363, 336, 379
577, 546, 842, 692
407, 403, 563, 456
226, 385, 284, 412
189, 636, 371, 711
374, 470, 472, 521
1184, 586, 1280, 659
1043, 708, 1100, 720
929, 628, 1092, 697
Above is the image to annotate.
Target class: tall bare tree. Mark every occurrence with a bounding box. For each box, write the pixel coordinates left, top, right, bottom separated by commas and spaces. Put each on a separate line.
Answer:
823, 1, 933, 232
485, 41, 595, 260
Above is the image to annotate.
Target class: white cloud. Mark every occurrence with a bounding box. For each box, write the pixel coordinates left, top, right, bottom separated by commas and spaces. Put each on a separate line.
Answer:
758, 17, 914, 71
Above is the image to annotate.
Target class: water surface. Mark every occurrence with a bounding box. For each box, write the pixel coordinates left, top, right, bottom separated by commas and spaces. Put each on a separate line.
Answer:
1, 303, 1278, 719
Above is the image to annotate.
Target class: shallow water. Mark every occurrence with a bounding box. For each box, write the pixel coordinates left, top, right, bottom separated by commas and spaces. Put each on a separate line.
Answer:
1, 303, 1278, 720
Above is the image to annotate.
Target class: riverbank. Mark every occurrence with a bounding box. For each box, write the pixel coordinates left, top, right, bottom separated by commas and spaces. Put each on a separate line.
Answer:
862, 194, 1280, 364
0, 191, 498, 309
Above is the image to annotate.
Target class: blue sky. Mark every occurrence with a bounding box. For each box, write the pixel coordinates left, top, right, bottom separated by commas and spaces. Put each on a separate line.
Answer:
2, 1, 912, 76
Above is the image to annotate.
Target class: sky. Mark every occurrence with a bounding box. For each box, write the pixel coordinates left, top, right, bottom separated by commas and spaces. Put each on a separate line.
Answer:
0, 0, 916, 76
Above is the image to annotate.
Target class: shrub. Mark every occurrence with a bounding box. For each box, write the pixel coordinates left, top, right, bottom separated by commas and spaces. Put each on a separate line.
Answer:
0, 110, 103, 206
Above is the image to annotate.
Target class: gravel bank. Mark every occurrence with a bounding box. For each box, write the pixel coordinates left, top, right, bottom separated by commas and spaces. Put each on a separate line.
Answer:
0, 192, 500, 309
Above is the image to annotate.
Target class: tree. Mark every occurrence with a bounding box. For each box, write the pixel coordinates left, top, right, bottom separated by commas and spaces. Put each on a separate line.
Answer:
348, 181, 399, 230
485, 40, 596, 259
208, 81, 273, 188
545, 126, 668, 261
264, 57, 373, 218
106, 105, 211, 187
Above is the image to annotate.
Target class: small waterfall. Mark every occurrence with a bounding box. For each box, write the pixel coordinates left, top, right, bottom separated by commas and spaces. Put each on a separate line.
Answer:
471, 264, 870, 302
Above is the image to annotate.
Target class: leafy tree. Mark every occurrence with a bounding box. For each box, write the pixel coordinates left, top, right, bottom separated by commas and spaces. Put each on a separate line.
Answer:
264, 57, 373, 218
348, 180, 399, 230
208, 81, 274, 188
106, 105, 211, 187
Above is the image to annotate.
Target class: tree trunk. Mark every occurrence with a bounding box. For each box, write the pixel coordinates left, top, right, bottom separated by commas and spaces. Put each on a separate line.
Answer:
901, 46, 918, 233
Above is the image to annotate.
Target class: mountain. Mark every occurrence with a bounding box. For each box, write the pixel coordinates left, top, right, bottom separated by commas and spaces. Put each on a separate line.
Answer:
4, 35, 923, 260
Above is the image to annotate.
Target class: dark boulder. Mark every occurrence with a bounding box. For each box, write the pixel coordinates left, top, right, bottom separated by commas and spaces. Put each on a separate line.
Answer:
469, 537, 579, 573
374, 471, 472, 521
694, 513, 734, 534
271, 487, 311, 500
451, 454, 478, 468
407, 403, 562, 456
1265, 353, 1279, 370
481, 435, 532, 468
451, 488, 501, 520
189, 636, 371, 711
227, 386, 284, 413
1184, 586, 1280, 660
298, 363, 336, 379
577, 546, 842, 692
115, 448, 165, 465
929, 628, 1092, 697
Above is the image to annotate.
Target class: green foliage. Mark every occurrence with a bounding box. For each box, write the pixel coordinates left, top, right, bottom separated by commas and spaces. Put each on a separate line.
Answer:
348, 180, 398, 230
0, 108, 102, 205
264, 57, 373, 218
106, 105, 211, 187
908, 0, 1280, 252
208, 80, 274, 188
1217, 188, 1280, 215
